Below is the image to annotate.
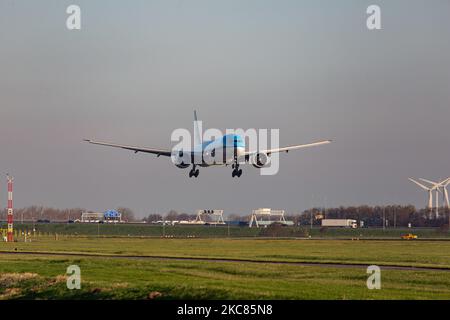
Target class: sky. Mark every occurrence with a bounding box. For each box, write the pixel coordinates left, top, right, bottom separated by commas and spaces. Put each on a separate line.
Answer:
0, 0, 449, 217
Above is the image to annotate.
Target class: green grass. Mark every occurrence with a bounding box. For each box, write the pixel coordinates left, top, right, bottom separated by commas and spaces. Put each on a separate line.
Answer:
9, 223, 450, 239
1, 237, 450, 299
11, 223, 261, 238
1, 255, 450, 299
3, 237, 450, 268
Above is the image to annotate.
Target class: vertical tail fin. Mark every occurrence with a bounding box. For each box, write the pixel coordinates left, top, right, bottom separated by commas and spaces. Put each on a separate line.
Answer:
194, 110, 202, 146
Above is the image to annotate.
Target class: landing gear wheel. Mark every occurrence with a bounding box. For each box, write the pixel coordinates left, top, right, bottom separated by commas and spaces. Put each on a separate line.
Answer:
189, 165, 198, 178
232, 165, 242, 178
232, 161, 242, 177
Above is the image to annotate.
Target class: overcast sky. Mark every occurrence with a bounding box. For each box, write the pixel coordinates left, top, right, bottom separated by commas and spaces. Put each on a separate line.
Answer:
1, 0, 449, 217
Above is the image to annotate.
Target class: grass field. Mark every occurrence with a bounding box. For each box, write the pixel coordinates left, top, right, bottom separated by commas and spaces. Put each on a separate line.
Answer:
1, 237, 450, 299
8, 222, 450, 239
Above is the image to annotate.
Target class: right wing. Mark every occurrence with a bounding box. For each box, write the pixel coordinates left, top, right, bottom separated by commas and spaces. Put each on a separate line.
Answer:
84, 139, 172, 157
243, 139, 332, 156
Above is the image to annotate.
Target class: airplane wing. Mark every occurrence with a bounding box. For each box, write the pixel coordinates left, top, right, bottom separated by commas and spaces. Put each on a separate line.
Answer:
244, 139, 332, 156
84, 139, 172, 157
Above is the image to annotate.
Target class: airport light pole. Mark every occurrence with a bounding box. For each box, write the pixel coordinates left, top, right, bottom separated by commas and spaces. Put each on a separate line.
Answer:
31, 212, 35, 236
393, 207, 396, 228
163, 221, 166, 237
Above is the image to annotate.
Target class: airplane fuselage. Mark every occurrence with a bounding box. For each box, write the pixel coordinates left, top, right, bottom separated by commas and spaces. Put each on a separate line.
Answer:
173, 134, 245, 167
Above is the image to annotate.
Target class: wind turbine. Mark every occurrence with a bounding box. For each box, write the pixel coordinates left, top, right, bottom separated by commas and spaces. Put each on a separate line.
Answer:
443, 178, 450, 227
409, 178, 437, 218
419, 177, 450, 210
443, 179, 450, 209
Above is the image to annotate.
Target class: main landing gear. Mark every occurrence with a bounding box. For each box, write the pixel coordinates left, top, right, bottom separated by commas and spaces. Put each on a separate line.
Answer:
189, 165, 199, 178
231, 163, 242, 178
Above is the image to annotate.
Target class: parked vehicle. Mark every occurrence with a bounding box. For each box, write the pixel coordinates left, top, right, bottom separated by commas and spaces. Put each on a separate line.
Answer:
321, 219, 357, 228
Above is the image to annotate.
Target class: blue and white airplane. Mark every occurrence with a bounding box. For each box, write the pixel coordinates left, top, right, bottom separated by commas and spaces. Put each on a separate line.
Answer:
84, 111, 331, 178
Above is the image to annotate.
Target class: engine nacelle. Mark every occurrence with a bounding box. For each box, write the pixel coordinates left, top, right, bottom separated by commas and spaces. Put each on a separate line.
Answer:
171, 151, 190, 169
175, 163, 190, 169
251, 153, 271, 168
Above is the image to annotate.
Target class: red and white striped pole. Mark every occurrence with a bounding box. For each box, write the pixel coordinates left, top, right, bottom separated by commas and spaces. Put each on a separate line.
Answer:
7, 174, 13, 242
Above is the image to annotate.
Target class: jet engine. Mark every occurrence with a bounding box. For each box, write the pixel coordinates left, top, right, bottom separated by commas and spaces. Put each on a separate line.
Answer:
171, 150, 190, 169
251, 152, 271, 168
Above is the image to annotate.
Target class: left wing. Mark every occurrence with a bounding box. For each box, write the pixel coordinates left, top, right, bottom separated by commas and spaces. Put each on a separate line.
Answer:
244, 139, 332, 156
84, 139, 172, 157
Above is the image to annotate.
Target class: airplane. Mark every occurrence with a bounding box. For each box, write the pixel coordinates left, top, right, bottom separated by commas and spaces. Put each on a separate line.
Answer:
84, 111, 331, 178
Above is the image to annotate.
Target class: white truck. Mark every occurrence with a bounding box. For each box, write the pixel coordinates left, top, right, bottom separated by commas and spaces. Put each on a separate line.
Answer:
321, 219, 357, 228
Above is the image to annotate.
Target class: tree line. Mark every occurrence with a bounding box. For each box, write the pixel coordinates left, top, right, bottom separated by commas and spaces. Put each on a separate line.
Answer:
0, 206, 136, 222
145, 205, 449, 228
298, 205, 449, 228
1, 205, 449, 228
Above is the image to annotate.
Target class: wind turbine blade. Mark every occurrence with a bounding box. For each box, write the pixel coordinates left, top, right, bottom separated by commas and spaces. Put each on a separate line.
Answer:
419, 178, 440, 187
409, 178, 431, 190
443, 178, 450, 187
